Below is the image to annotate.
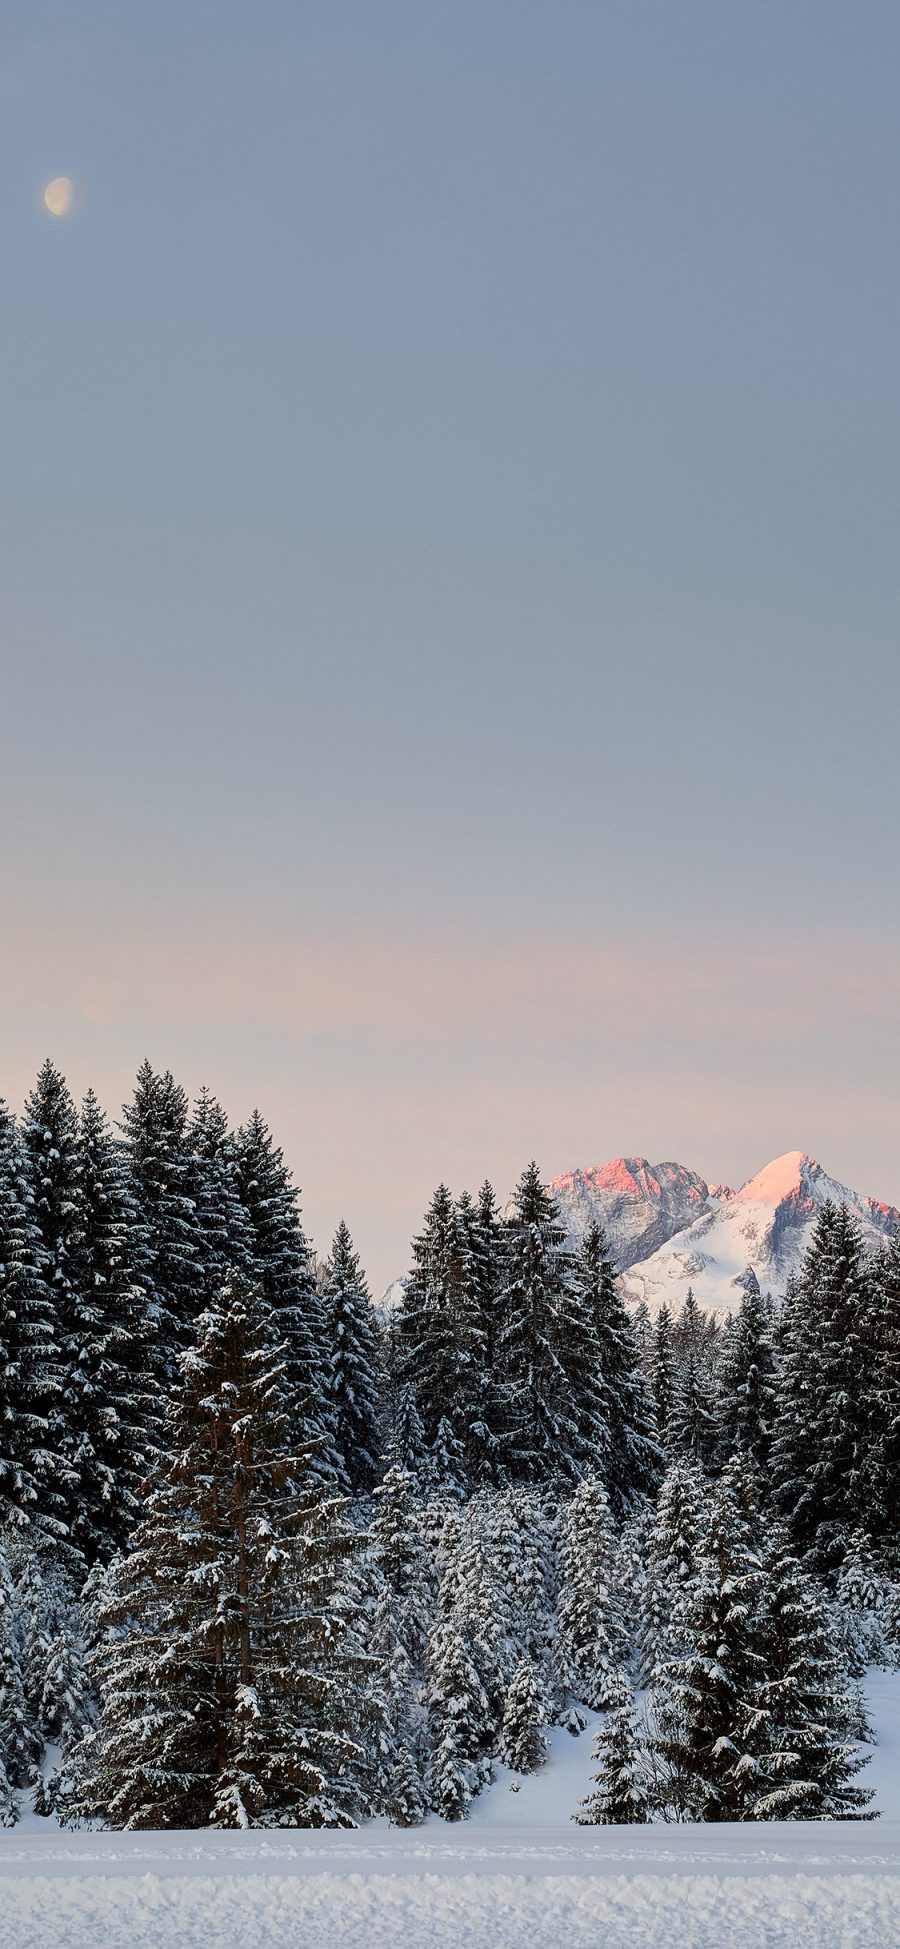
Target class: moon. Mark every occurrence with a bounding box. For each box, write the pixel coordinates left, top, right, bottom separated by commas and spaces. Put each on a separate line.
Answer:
44, 177, 75, 217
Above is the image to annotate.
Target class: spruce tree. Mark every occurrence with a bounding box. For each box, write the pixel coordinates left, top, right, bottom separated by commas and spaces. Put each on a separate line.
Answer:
556, 1473, 624, 1708
234, 1110, 336, 1477
575, 1224, 660, 1513
650, 1462, 766, 1821
772, 1204, 873, 1570
716, 1284, 777, 1480
865, 1236, 900, 1562
575, 1670, 650, 1825
20, 1062, 85, 1530
323, 1221, 382, 1497
71, 1090, 158, 1559
498, 1163, 579, 1481
0, 1099, 67, 1542
426, 1618, 493, 1819
498, 1659, 547, 1773
637, 1458, 709, 1682
670, 1290, 717, 1469
457, 1184, 507, 1483
120, 1063, 202, 1365
749, 1526, 874, 1819
651, 1305, 676, 1450
69, 1274, 367, 1828
396, 1185, 482, 1477
188, 1088, 252, 1307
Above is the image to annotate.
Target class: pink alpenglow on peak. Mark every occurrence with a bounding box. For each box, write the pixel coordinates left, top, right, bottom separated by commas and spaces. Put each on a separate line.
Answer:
735, 1151, 814, 1206
551, 1148, 900, 1317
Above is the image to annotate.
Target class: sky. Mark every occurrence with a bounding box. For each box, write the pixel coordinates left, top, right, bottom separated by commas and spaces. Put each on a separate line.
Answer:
3, 0, 900, 1291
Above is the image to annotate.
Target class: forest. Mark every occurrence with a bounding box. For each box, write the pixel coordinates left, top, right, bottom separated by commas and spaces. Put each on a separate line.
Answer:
0, 1059, 898, 1829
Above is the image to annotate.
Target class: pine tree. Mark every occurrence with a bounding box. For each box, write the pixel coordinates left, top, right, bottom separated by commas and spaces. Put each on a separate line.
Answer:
20, 1062, 85, 1535
0, 1099, 67, 1542
865, 1237, 900, 1563
71, 1091, 158, 1559
575, 1670, 650, 1824
556, 1473, 624, 1708
716, 1284, 777, 1480
772, 1204, 874, 1570
670, 1290, 717, 1469
651, 1305, 676, 1450
637, 1458, 709, 1682
396, 1185, 482, 1477
575, 1225, 660, 1513
120, 1063, 202, 1365
69, 1274, 368, 1828
498, 1163, 579, 1481
426, 1618, 493, 1819
189, 1088, 252, 1307
323, 1221, 382, 1497
234, 1110, 336, 1477
499, 1659, 547, 1773
650, 1462, 766, 1821
457, 1184, 508, 1484
748, 1526, 874, 1819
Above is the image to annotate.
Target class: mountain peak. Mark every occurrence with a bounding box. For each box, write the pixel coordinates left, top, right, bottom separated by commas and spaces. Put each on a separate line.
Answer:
736, 1151, 817, 1206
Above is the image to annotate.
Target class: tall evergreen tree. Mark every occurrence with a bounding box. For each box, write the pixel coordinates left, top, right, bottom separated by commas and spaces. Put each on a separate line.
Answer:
0, 1099, 67, 1542
120, 1063, 202, 1365
865, 1236, 900, 1563
456, 1184, 507, 1483
234, 1110, 336, 1477
650, 1462, 766, 1821
188, 1088, 252, 1307
68, 1274, 368, 1829
651, 1305, 676, 1450
497, 1163, 579, 1481
20, 1062, 85, 1517
749, 1526, 873, 1820
323, 1220, 383, 1497
71, 1090, 158, 1559
556, 1473, 624, 1708
575, 1224, 660, 1512
396, 1185, 482, 1472
772, 1204, 873, 1569
716, 1284, 777, 1480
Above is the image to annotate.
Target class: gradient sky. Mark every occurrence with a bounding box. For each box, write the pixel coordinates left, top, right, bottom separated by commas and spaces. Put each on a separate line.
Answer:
3, 1, 900, 1291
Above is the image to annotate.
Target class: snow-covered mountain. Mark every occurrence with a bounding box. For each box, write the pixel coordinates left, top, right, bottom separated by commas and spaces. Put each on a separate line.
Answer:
551, 1151, 900, 1317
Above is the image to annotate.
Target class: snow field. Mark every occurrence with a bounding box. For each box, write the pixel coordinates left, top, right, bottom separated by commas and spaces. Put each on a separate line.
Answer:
5, 1679, 900, 1949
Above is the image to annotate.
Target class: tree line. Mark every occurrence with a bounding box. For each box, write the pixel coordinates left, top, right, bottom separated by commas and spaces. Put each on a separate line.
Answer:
0, 1058, 897, 1827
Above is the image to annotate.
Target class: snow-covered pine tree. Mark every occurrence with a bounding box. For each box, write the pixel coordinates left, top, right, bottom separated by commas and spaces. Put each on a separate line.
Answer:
71, 1090, 159, 1560
0, 1099, 67, 1543
716, 1282, 777, 1481
396, 1185, 482, 1482
20, 1062, 85, 1538
575, 1669, 650, 1824
636, 1457, 710, 1683
498, 1659, 547, 1773
556, 1472, 624, 1709
748, 1525, 874, 1819
188, 1087, 253, 1307
650, 1460, 766, 1821
497, 1163, 579, 1481
651, 1305, 676, 1451
575, 1224, 660, 1513
323, 1221, 383, 1498
669, 1290, 717, 1470
367, 1462, 433, 1819
120, 1063, 202, 1366
69, 1273, 368, 1829
234, 1109, 337, 1481
865, 1236, 900, 1564
0, 1550, 32, 1824
385, 1383, 431, 1484
426, 1617, 494, 1819
772, 1203, 873, 1571
456, 1184, 508, 1484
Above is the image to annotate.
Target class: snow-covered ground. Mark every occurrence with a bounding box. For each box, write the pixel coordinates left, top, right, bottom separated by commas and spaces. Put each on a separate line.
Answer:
3, 1675, 899, 1949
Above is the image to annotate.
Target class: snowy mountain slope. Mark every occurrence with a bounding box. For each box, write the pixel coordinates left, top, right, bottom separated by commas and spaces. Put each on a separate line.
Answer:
552, 1150, 899, 1317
